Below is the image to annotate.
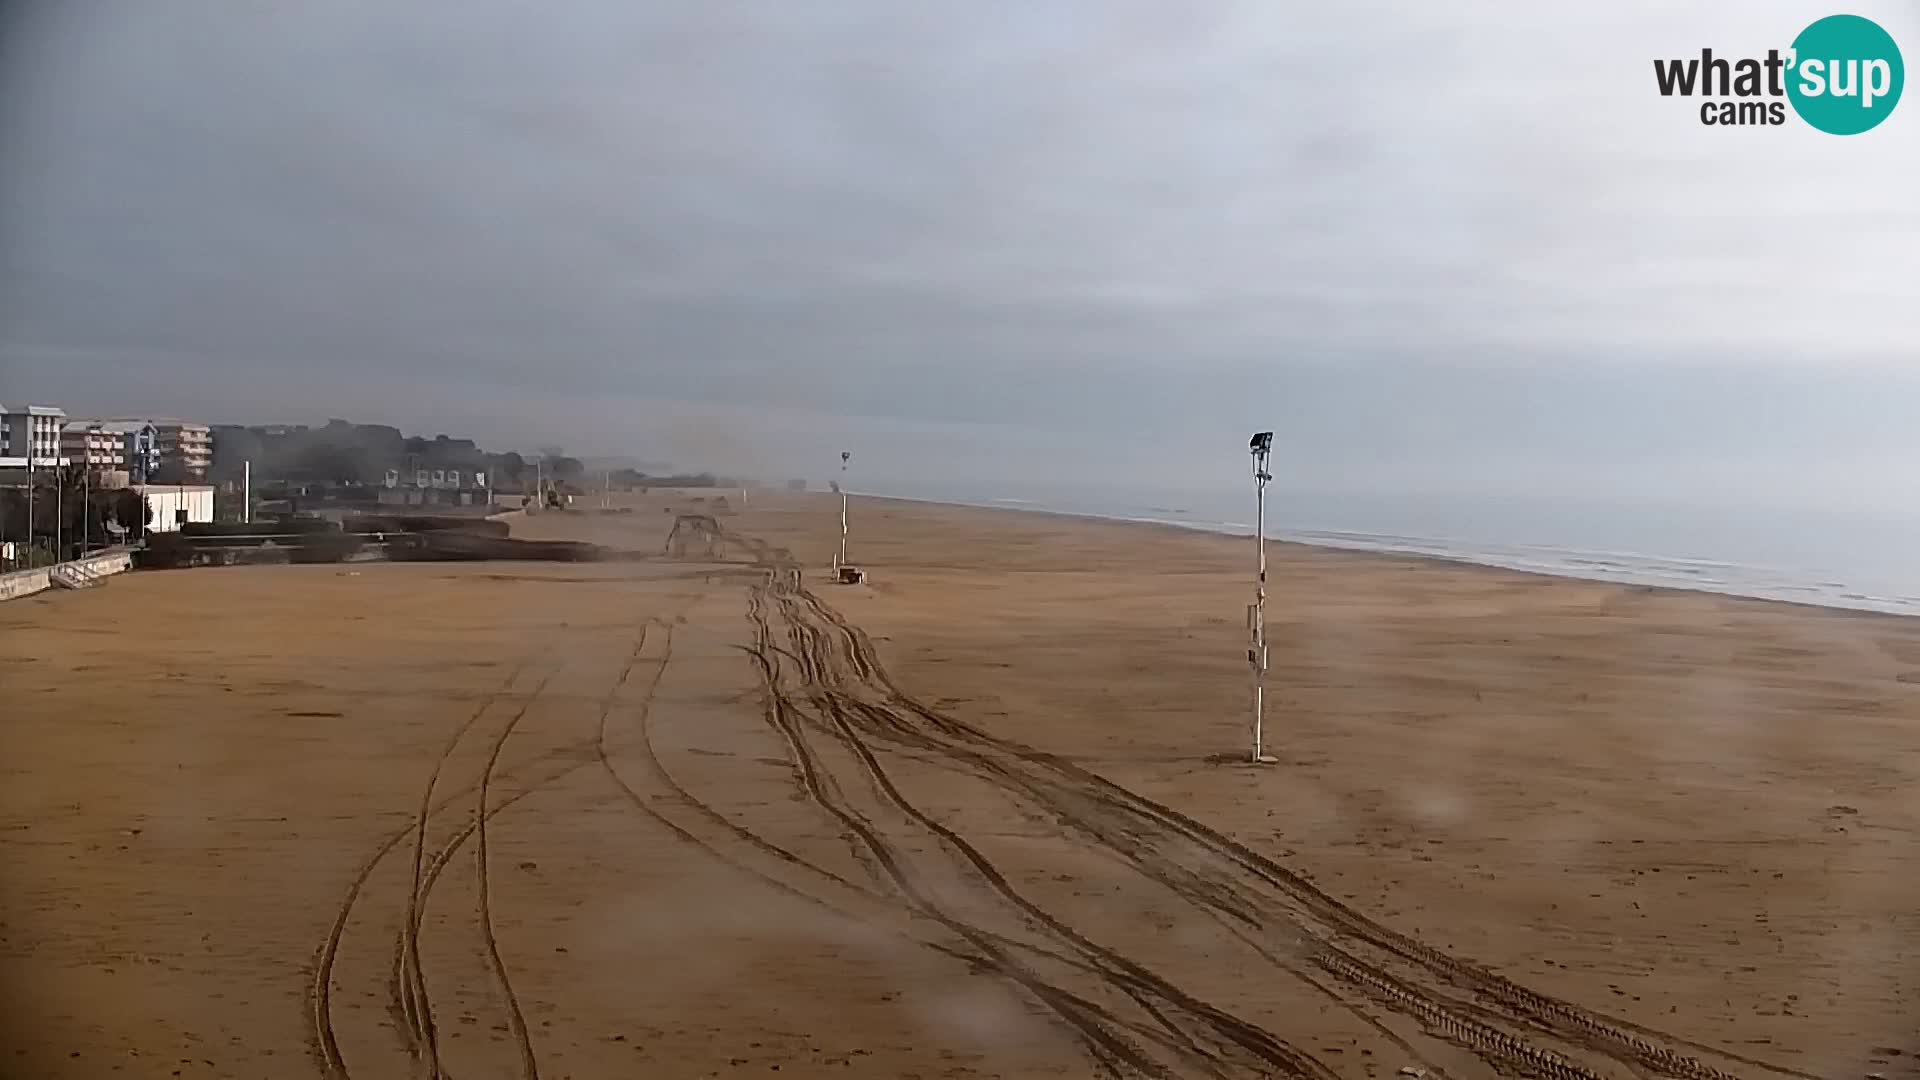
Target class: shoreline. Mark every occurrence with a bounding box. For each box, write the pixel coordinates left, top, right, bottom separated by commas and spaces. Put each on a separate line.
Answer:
851, 489, 1920, 621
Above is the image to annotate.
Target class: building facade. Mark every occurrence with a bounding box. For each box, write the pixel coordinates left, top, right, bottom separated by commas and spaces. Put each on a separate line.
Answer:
152, 421, 213, 476
376, 462, 493, 507
62, 419, 159, 481
130, 484, 216, 532
0, 403, 68, 467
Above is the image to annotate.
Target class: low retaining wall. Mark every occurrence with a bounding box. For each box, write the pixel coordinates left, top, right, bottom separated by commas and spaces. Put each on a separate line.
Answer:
0, 549, 134, 602
0, 567, 48, 601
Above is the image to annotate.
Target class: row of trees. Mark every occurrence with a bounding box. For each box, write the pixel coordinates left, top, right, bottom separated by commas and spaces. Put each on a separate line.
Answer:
208, 420, 593, 493
1, 467, 152, 560
200, 417, 738, 497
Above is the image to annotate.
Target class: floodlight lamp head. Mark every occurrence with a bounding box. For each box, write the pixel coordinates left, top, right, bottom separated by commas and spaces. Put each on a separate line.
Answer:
1249, 431, 1273, 455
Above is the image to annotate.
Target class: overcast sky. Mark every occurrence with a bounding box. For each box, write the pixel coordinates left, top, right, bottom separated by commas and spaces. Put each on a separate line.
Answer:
1, 1, 1916, 510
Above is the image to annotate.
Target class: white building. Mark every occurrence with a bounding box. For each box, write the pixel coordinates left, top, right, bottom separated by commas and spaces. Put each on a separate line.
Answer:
152, 420, 213, 476
130, 484, 215, 533
97, 417, 211, 477
62, 419, 159, 480
0, 403, 69, 468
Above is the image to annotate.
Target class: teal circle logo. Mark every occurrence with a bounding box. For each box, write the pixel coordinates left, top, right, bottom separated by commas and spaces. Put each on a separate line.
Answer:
1787, 14, 1903, 134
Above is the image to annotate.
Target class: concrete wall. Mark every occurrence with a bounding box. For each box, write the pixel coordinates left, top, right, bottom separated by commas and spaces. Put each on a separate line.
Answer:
0, 549, 133, 602
0, 567, 48, 601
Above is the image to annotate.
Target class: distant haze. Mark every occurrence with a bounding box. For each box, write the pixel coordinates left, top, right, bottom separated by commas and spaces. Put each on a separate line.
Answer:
3, 2, 1917, 511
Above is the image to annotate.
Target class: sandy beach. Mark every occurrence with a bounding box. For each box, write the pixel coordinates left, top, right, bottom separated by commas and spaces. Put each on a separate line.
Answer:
3, 491, 1917, 1080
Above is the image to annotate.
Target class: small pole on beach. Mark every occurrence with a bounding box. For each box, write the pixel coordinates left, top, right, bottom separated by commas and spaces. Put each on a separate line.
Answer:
1248, 431, 1277, 765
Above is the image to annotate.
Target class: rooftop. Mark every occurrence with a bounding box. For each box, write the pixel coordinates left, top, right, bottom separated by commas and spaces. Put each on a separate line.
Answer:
64, 418, 156, 434
109, 417, 207, 429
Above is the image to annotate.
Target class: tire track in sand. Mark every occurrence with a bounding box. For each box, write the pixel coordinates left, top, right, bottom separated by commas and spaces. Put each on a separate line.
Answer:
595, 611, 1160, 1075
598, 615, 1242, 1073
731, 551, 1270, 1076
313, 743, 588, 1077
760, 583, 1337, 1079
708, 525, 1813, 1080
783, 578, 1632, 1076
470, 666, 565, 1080
313, 657, 558, 1079
315, 630, 626, 1078
780, 558, 1818, 1080
392, 654, 553, 1076
744, 629, 1162, 1079
638, 530, 1378, 1077
388, 601, 692, 1080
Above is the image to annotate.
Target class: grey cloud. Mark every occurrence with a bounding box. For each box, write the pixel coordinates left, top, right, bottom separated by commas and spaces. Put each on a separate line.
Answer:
2, 0, 1917, 505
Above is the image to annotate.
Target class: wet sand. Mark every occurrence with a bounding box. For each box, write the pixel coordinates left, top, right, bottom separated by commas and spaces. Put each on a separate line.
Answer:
3, 491, 1917, 1079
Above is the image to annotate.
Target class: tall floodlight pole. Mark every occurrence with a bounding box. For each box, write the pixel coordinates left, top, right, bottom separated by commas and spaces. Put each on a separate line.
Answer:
837, 450, 851, 570
1248, 431, 1276, 764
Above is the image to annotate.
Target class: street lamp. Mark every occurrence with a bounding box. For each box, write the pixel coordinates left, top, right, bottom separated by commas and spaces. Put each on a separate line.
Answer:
1247, 431, 1277, 764
835, 450, 851, 571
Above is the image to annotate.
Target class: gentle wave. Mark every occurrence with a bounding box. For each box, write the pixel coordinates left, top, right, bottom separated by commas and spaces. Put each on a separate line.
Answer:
1270, 529, 1920, 616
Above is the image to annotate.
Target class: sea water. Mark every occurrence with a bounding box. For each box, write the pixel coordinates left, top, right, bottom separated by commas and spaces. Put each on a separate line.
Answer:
864, 482, 1920, 618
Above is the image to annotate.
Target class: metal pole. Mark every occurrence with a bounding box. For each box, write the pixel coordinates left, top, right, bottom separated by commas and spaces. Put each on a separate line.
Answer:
83, 463, 90, 554
1252, 463, 1265, 761
56, 460, 63, 562
243, 460, 252, 524
1249, 434, 1275, 764
837, 451, 850, 570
